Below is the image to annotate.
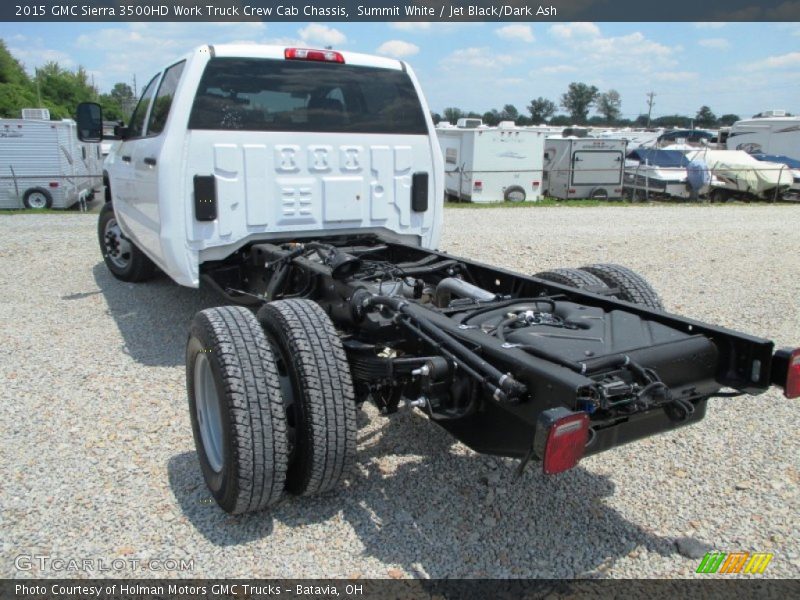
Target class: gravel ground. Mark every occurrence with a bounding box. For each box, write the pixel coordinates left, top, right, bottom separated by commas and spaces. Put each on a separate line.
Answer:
1, 205, 798, 579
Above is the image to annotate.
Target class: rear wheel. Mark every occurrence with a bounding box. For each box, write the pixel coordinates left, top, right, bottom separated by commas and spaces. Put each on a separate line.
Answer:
257, 299, 357, 497
186, 307, 289, 514
23, 187, 53, 209
579, 263, 664, 310
97, 202, 156, 282
534, 267, 610, 291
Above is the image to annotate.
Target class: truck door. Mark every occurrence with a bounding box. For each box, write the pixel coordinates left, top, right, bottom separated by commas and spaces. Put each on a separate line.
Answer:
112, 74, 159, 251
571, 150, 624, 186
115, 61, 185, 263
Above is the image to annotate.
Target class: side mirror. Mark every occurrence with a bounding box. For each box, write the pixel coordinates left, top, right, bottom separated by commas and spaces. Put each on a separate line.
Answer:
76, 102, 103, 142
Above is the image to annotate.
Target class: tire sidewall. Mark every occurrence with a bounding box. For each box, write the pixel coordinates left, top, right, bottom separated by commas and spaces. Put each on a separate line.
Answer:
23, 187, 53, 209
504, 185, 526, 202
186, 328, 238, 510
259, 316, 314, 494
98, 203, 134, 279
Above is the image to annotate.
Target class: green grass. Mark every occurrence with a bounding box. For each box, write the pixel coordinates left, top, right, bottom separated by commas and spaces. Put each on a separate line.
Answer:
445, 198, 619, 208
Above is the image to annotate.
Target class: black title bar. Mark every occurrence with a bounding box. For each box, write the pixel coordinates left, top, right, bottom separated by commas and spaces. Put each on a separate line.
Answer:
4, 0, 800, 22
4, 579, 800, 600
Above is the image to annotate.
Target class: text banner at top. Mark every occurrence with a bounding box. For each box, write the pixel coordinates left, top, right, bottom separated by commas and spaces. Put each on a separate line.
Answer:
4, 0, 800, 22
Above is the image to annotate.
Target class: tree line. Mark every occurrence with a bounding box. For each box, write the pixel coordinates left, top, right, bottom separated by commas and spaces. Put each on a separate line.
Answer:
433, 82, 742, 129
0, 40, 753, 130
0, 39, 135, 121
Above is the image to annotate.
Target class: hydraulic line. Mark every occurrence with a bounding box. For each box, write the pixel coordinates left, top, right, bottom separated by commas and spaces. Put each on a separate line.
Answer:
361, 295, 527, 402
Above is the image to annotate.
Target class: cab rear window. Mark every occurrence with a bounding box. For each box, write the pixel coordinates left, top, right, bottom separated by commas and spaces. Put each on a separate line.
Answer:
188, 57, 428, 135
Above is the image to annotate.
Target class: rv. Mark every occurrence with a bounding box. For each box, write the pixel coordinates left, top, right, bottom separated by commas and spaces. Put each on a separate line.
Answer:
542, 137, 627, 199
437, 121, 545, 203
727, 116, 800, 161
0, 114, 102, 209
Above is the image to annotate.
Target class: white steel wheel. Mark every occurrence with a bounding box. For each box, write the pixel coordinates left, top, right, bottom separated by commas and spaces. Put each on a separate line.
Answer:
193, 352, 225, 473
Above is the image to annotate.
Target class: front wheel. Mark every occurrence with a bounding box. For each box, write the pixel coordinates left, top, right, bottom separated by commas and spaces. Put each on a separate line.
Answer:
97, 202, 156, 282
579, 264, 664, 310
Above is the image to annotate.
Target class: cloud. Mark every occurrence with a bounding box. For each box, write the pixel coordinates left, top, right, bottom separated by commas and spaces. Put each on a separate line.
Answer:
298, 23, 347, 46
744, 51, 800, 70
69, 22, 271, 91
376, 40, 419, 58
549, 22, 600, 39
390, 22, 432, 32
698, 38, 730, 49
8, 43, 76, 72
496, 24, 534, 43
694, 22, 727, 29
539, 65, 578, 74
441, 47, 519, 70
652, 71, 700, 82
495, 77, 524, 86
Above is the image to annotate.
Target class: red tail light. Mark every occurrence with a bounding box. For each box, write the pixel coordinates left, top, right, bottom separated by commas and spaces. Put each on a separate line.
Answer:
285, 47, 345, 63
785, 348, 800, 399
534, 408, 590, 474
473, 180, 483, 191
532, 181, 540, 188
568, 188, 576, 194
49, 182, 59, 188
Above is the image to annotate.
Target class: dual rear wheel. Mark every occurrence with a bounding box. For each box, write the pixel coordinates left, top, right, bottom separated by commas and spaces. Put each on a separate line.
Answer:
186, 300, 357, 514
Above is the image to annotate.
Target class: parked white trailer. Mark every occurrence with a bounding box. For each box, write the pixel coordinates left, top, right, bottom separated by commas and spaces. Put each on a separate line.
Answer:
727, 116, 800, 161
0, 117, 102, 209
437, 123, 546, 203
542, 138, 627, 199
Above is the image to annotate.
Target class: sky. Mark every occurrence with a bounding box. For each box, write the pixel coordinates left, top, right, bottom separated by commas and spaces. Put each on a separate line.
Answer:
1, 21, 799, 120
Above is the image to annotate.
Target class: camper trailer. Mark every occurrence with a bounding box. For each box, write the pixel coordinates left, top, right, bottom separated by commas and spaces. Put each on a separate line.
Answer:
0, 114, 102, 209
437, 121, 545, 203
727, 116, 800, 161
542, 137, 627, 199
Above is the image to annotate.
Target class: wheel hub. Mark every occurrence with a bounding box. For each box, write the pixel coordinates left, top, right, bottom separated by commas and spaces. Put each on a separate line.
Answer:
194, 353, 225, 473
103, 218, 132, 269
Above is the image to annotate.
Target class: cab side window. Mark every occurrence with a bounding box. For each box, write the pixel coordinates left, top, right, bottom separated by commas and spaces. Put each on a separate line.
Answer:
126, 74, 159, 139
147, 61, 186, 135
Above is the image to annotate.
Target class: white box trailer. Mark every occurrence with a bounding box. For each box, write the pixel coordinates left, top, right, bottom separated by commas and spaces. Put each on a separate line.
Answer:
0, 117, 103, 209
542, 137, 627, 199
727, 116, 800, 161
437, 124, 545, 203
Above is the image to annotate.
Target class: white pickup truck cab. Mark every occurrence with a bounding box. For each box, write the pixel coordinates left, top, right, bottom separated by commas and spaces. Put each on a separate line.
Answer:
83, 44, 443, 287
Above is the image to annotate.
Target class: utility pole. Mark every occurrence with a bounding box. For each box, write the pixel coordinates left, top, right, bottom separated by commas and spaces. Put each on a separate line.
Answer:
645, 91, 656, 128
132, 74, 137, 98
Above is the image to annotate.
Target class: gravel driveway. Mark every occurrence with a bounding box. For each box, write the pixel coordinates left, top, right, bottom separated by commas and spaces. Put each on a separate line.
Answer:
1, 205, 798, 579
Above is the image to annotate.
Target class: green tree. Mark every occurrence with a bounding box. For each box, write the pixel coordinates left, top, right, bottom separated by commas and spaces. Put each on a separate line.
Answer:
560, 82, 599, 124
527, 97, 556, 124
0, 39, 37, 117
443, 107, 464, 124
596, 89, 622, 124
654, 114, 691, 128
695, 105, 717, 127
482, 109, 501, 126
718, 113, 741, 126
34, 62, 99, 119
500, 104, 519, 121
